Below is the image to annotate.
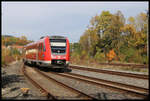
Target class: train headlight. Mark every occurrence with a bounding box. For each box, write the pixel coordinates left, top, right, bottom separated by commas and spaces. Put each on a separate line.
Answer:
58, 56, 61, 59
51, 55, 56, 58
66, 61, 69, 64
63, 56, 66, 58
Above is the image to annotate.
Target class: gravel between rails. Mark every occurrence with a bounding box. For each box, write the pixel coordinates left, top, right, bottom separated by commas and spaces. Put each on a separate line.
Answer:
25, 66, 92, 100
40, 69, 143, 100
70, 64, 149, 75
70, 68, 149, 89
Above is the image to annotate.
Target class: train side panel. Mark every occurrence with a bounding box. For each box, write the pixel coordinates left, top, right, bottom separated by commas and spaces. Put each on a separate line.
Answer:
44, 37, 51, 61
66, 38, 70, 63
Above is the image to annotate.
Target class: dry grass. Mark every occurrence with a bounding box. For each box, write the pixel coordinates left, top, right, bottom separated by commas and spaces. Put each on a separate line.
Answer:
2, 48, 21, 67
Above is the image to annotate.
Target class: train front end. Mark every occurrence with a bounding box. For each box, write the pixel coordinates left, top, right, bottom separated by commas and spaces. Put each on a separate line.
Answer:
49, 36, 70, 67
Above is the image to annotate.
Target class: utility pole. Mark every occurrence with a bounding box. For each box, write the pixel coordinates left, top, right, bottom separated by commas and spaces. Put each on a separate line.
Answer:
4, 37, 6, 56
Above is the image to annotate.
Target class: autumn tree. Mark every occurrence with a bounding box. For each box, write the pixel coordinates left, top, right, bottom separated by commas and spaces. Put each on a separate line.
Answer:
108, 10, 125, 60
71, 10, 148, 64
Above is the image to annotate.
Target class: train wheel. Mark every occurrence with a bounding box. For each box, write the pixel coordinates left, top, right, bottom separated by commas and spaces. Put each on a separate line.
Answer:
33, 62, 37, 66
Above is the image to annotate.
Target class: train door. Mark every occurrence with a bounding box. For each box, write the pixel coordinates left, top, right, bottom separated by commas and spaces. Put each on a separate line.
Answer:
38, 43, 45, 61
36, 44, 38, 61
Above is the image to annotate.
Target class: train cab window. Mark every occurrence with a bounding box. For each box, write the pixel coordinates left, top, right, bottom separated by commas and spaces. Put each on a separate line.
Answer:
38, 44, 40, 51
50, 39, 66, 54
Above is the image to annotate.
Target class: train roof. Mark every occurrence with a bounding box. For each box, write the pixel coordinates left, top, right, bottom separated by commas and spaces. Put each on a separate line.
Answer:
24, 35, 68, 48
50, 36, 66, 39
24, 41, 36, 47
40, 35, 67, 39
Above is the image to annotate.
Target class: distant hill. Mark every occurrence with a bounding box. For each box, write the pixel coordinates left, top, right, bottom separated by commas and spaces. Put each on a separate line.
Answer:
2, 35, 33, 46
2, 35, 14, 38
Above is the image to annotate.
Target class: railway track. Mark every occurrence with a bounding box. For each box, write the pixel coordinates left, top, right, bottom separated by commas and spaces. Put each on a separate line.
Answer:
69, 65, 149, 80
22, 64, 148, 99
22, 64, 56, 100
46, 71, 148, 99
98, 63, 148, 68
22, 64, 96, 100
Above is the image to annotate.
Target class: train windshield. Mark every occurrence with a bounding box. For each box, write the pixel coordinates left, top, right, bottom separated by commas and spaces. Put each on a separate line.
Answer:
50, 39, 66, 54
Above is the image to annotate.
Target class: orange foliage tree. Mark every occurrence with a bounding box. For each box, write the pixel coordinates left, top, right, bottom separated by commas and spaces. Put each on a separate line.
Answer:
106, 49, 116, 62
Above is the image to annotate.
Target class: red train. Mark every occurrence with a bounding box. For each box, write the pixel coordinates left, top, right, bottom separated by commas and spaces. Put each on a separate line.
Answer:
23, 36, 70, 68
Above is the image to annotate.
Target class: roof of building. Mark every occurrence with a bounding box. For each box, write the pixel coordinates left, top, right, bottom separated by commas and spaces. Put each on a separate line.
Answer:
11, 45, 23, 49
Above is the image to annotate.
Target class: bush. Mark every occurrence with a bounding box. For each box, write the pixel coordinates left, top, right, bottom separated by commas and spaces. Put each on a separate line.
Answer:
70, 52, 81, 64
94, 52, 106, 62
10, 48, 21, 56
141, 55, 148, 64
2, 55, 6, 66
2, 48, 22, 67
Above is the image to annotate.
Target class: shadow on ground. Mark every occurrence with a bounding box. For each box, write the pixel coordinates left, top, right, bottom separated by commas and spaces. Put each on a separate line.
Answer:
25, 63, 72, 73
2, 74, 25, 88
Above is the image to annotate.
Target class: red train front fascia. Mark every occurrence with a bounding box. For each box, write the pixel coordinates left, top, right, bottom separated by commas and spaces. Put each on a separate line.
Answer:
23, 36, 70, 67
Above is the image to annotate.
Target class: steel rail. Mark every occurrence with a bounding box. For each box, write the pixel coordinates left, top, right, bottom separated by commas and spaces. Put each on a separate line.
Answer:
69, 66, 149, 80
47, 71, 148, 99
22, 65, 57, 100
33, 68, 97, 100
66, 72, 149, 93
98, 63, 148, 68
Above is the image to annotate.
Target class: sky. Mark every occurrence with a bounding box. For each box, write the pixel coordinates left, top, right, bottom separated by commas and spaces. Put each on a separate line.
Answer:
2, 1, 149, 43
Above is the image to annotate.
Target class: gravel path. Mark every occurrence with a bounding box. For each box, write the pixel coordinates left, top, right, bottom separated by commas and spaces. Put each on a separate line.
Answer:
70, 68, 149, 89
2, 61, 46, 100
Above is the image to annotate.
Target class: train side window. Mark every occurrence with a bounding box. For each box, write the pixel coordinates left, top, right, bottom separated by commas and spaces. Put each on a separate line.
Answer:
38, 44, 40, 51
39, 43, 43, 52
39, 44, 42, 51
41, 44, 43, 52
43, 43, 46, 52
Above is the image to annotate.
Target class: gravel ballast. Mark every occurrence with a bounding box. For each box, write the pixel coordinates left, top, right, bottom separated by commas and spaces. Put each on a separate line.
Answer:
40, 68, 143, 100
2, 61, 147, 100
25, 66, 91, 100
70, 68, 149, 89
2, 61, 46, 100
